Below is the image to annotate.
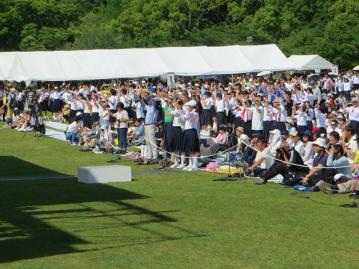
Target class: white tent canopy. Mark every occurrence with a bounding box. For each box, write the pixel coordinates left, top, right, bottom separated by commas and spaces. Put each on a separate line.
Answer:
287, 55, 333, 71
0, 44, 291, 82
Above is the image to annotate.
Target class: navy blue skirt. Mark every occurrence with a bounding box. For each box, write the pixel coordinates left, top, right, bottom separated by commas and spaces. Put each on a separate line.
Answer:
201, 109, 212, 126
170, 126, 183, 152
181, 129, 200, 154
51, 99, 63, 112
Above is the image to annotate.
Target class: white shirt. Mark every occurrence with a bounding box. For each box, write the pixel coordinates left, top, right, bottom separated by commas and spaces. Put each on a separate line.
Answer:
91, 100, 100, 113
347, 135, 358, 153
203, 98, 213, 110
83, 102, 90, 114
345, 106, 359, 122
296, 111, 307, 126
62, 92, 72, 104
263, 105, 274, 121
67, 121, 78, 133
115, 110, 129, 128
250, 106, 263, 130
273, 105, 287, 122
76, 100, 85, 111
292, 140, 304, 155
326, 126, 342, 137
315, 109, 326, 128
100, 109, 110, 121
313, 87, 321, 102
183, 111, 199, 130
119, 95, 131, 108
255, 147, 274, 169
343, 82, 351, 92
108, 95, 118, 110
70, 100, 77, 110
172, 108, 185, 128
215, 99, 225, 112
135, 102, 145, 119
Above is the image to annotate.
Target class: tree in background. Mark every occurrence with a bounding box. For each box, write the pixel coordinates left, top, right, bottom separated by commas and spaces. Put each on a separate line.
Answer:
0, 0, 358, 68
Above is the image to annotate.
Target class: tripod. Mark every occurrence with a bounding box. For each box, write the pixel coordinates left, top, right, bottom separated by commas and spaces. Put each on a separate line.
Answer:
214, 128, 240, 181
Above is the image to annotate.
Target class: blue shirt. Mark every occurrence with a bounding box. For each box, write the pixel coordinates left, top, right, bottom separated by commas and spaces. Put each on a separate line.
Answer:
135, 125, 145, 143
144, 105, 158, 124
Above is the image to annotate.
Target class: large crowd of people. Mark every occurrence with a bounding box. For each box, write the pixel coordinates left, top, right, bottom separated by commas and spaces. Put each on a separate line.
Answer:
1, 70, 359, 197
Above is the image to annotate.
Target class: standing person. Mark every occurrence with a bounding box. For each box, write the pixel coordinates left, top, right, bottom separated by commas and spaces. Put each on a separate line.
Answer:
134, 96, 145, 120
273, 99, 287, 133
90, 94, 100, 125
343, 98, 359, 134
180, 100, 200, 171
241, 100, 252, 137
343, 77, 351, 101
200, 91, 213, 135
250, 96, 264, 137
162, 98, 174, 149
170, 100, 185, 168
293, 103, 308, 136
51, 86, 63, 120
314, 104, 327, 136
144, 96, 159, 163
99, 103, 111, 145
313, 82, 321, 106
215, 93, 226, 127
108, 89, 118, 124
263, 96, 274, 140
114, 102, 129, 153
68, 94, 78, 123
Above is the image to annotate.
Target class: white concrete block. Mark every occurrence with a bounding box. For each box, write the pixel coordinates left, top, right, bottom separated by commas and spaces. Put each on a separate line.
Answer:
78, 165, 131, 184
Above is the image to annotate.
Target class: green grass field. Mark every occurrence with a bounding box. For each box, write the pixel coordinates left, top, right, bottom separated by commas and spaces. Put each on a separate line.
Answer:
0, 127, 358, 269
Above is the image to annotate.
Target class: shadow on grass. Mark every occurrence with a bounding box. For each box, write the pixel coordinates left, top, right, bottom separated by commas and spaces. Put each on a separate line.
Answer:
0, 157, 204, 264
0, 156, 69, 178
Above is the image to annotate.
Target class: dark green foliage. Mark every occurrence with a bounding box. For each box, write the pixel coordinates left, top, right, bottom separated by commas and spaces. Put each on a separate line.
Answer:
0, 0, 358, 68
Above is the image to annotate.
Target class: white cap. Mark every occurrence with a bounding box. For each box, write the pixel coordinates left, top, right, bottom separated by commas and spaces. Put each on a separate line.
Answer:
289, 128, 298, 137
312, 138, 327, 148
186, 100, 197, 107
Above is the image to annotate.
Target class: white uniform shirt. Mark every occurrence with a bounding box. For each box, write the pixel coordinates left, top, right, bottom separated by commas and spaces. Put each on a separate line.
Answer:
250, 106, 264, 130
215, 99, 225, 112
345, 106, 359, 122
296, 111, 307, 126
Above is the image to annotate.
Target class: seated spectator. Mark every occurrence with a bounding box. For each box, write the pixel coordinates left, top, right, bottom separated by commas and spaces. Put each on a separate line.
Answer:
80, 121, 101, 151
215, 126, 228, 150
302, 131, 314, 165
328, 131, 340, 147
288, 129, 304, 155
128, 118, 145, 146
344, 126, 358, 158
318, 144, 353, 193
267, 129, 282, 156
301, 138, 328, 186
66, 116, 82, 145
255, 142, 309, 185
245, 138, 274, 177
327, 120, 342, 137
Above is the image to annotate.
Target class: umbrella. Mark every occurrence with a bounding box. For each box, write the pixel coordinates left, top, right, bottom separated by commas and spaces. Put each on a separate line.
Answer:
257, 71, 272, 77
353, 65, 359, 71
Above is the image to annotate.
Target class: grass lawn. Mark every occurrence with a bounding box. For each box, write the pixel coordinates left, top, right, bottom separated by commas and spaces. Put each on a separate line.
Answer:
0, 127, 358, 269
